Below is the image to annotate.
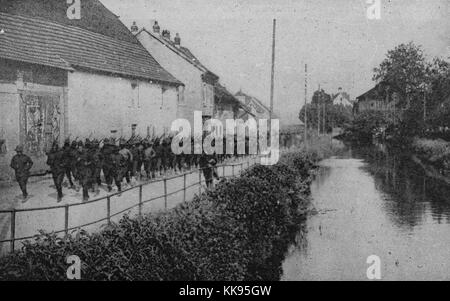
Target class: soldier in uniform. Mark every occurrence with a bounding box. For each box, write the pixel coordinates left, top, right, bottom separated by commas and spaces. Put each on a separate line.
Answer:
130, 140, 143, 182
10, 145, 33, 200
46, 141, 66, 202
155, 138, 165, 176
90, 139, 103, 195
119, 139, 133, 186
111, 146, 127, 193
199, 150, 218, 190
143, 139, 156, 180
62, 139, 75, 189
101, 138, 116, 192
77, 140, 93, 201
69, 140, 80, 190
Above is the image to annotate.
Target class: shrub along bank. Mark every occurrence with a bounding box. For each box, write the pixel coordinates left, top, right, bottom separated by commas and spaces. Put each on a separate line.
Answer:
412, 138, 450, 174
0, 152, 319, 281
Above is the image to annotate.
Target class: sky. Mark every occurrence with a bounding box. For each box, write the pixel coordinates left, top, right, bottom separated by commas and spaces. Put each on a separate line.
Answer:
101, 0, 449, 125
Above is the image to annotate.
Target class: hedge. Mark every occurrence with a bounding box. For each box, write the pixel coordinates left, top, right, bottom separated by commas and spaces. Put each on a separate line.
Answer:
0, 152, 318, 281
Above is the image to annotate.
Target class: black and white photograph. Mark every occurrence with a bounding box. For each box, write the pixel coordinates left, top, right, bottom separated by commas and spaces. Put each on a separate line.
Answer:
0, 0, 449, 285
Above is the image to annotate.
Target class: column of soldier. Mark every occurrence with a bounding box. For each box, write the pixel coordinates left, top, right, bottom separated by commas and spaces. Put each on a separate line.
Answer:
10, 135, 244, 202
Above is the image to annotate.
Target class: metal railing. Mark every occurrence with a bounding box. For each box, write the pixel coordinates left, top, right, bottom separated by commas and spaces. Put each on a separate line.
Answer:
0, 156, 260, 254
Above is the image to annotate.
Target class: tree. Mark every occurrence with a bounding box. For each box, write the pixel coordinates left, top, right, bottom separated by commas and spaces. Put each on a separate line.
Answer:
299, 88, 353, 133
373, 42, 428, 105
373, 42, 450, 136
348, 110, 393, 142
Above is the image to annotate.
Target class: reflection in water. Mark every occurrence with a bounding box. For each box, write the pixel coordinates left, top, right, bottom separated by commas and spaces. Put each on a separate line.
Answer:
282, 140, 450, 281
352, 143, 450, 229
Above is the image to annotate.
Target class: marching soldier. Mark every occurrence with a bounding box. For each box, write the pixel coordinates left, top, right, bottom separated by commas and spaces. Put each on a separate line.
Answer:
77, 140, 93, 201
90, 139, 103, 195
155, 138, 165, 175
47, 142, 66, 202
199, 150, 218, 190
143, 139, 157, 180
10, 145, 33, 200
101, 138, 116, 192
111, 146, 127, 193
62, 139, 75, 189
130, 140, 144, 182
119, 139, 133, 186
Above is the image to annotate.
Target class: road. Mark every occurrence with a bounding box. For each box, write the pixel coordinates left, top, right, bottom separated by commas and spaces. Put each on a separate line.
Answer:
0, 156, 259, 254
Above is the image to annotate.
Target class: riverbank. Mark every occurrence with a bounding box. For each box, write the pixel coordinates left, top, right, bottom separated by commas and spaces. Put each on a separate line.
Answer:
411, 138, 450, 177
0, 151, 320, 281
282, 141, 450, 280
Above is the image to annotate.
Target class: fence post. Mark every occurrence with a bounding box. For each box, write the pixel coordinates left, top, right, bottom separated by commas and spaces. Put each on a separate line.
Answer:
64, 205, 69, 236
240, 163, 243, 174
232, 165, 235, 176
163, 179, 168, 210
10, 210, 16, 253
138, 185, 143, 217
183, 173, 187, 202
106, 197, 111, 225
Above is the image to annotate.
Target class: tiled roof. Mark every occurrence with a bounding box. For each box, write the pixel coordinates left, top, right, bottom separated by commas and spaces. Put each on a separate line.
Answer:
0, 12, 182, 85
214, 83, 242, 107
138, 28, 218, 79
0, 0, 139, 44
235, 91, 271, 113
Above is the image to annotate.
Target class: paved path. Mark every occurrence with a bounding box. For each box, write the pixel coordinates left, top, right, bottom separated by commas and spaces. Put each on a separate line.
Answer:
0, 157, 259, 254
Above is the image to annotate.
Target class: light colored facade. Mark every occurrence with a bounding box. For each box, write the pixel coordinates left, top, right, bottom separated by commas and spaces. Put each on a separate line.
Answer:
0, 8, 182, 181
136, 26, 217, 125
67, 71, 179, 138
332, 89, 353, 107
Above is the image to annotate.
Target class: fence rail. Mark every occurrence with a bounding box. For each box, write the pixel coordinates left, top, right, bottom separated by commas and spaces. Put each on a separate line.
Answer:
0, 156, 259, 254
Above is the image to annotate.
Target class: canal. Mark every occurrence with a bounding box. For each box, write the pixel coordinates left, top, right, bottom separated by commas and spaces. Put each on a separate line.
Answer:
282, 141, 450, 281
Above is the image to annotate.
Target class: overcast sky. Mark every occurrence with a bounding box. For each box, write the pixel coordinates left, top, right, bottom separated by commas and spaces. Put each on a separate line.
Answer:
102, 0, 449, 125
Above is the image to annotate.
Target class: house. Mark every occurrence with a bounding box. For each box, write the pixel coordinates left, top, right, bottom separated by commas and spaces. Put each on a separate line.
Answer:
353, 83, 402, 115
0, 0, 183, 181
332, 88, 353, 107
135, 22, 243, 127
235, 90, 277, 121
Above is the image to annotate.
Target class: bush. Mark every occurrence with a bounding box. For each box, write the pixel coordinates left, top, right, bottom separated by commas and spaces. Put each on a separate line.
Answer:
412, 138, 450, 170
0, 152, 318, 281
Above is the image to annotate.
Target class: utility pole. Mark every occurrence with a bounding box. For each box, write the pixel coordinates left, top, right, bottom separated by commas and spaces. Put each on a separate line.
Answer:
269, 19, 276, 131
323, 93, 326, 135
304, 63, 308, 145
317, 84, 321, 136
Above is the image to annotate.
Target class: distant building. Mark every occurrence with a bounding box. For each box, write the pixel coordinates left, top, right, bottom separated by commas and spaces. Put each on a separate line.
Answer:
353, 83, 402, 115
135, 22, 243, 127
332, 88, 353, 107
235, 90, 277, 121
0, 0, 183, 181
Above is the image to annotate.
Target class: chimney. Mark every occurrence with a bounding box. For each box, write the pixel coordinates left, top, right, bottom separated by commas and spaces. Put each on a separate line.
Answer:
174, 33, 181, 47
153, 21, 160, 34
130, 21, 139, 34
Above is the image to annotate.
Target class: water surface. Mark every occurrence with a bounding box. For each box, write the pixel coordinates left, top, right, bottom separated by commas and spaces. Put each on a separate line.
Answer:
282, 142, 450, 281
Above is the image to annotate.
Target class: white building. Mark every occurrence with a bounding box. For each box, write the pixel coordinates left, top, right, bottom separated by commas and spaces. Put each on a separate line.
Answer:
0, 0, 183, 181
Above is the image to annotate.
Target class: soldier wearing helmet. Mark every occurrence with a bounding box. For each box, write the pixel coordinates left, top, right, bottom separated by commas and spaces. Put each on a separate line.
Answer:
10, 145, 33, 200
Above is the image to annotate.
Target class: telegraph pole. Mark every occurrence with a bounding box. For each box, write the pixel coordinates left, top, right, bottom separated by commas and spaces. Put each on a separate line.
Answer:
269, 19, 276, 130
304, 63, 308, 144
317, 84, 321, 136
